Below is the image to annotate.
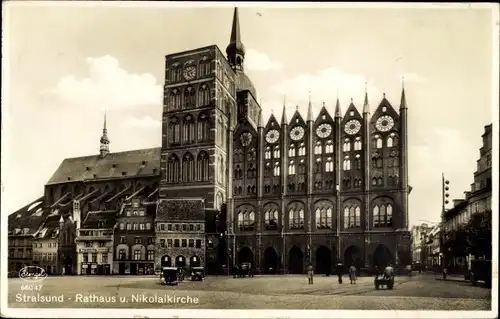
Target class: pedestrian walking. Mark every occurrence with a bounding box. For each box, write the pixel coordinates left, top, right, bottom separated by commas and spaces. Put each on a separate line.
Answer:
336, 262, 344, 284
307, 265, 314, 284
349, 264, 357, 284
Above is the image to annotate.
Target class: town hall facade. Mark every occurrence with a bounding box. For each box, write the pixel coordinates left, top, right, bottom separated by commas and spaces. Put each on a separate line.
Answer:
8, 8, 411, 275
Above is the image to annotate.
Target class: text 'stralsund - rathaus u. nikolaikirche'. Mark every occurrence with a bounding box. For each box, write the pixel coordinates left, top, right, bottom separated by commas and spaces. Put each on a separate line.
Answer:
8, 8, 412, 276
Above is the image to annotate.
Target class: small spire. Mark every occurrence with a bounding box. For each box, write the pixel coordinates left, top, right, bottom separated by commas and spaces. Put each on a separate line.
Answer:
350, 97, 354, 105
100, 110, 110, 157
400, 77, 407, 109
307, 92, 313, 122
258, 109, 263, 128
383, 92, 386, 99
281, 100, 288, 124
335, 96, 342, 118
363, 82, 370, 114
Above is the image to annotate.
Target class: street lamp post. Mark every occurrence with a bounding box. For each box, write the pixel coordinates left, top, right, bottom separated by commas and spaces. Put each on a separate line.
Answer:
441, 173, 450, 280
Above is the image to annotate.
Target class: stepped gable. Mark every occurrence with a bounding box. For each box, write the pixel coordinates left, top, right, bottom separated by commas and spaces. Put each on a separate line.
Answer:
81, 210, 117, 229
156, 198, 206, 221
46, 147, 161, 185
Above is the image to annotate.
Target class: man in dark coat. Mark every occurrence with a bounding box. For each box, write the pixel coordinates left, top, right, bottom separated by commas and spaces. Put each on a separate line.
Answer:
336, 262, 344, 284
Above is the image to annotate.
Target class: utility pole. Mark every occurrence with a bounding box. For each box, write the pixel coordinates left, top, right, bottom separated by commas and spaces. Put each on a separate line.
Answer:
441, 173, 450, 279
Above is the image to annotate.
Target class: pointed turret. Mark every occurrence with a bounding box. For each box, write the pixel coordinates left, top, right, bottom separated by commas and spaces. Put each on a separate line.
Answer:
99, 110, 110, 158
335, 96, 342, 118
281, 101, 288, 125
363, 82, 370, 114
307, 92, 313, 122
226, 7, 245, 71
400, 78, 408, 110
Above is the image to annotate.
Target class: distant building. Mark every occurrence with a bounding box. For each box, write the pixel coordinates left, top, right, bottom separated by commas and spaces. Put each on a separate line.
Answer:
410, 223, 432, 264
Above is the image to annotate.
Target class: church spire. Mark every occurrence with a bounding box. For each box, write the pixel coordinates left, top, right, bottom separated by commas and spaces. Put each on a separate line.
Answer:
226, 7, 245, 72
99, 110, 110, 158
400, 77, 407, 109
363, 82, 370, 114
307, 91, 313, 122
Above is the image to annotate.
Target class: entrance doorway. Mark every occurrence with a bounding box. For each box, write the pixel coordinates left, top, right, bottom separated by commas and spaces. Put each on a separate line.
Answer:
315, 246, 332, 275
263, 247, 279, 274
288, 246, 304, 274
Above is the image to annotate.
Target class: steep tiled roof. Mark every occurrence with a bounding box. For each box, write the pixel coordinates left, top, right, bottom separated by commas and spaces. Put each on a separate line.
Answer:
46, 147, 160, 185
8, 197, 48, 236
82, 210, 116, 229
156, 198, 205, 221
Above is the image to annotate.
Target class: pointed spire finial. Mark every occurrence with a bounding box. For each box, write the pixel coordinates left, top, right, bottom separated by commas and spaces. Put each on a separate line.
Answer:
226, 7, 245, 70
363, 82, 370, 114
307, 91, 313, 122
350, 97, 354, 104
258, 109, 263, 128
281, 102, 288, 125
383, 92, 386, 99
100, 109, 110, 157
335, 95, 341, 118
400, 78, 407, 109
323, 101, 326, 107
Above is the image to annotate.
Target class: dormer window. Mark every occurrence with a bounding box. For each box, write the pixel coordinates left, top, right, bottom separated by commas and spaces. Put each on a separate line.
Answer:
16, 213, 22, 219
67, 177, 71, 181
382, 107, 387, 112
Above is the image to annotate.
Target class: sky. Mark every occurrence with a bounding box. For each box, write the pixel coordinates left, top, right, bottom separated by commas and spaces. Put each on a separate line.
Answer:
1, 2, 497, 228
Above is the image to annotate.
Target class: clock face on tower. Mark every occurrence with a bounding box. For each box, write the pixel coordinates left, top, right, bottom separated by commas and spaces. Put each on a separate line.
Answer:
240, 132, 252, 147
344, 119, 361, 135
375, 115, 395, 132
266, 130, 279, 144
316, 123, 332, 138
290, 126, 305, 141
183, 66, 196, 81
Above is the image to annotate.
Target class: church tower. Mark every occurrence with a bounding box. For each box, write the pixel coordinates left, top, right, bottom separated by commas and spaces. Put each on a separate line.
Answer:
226, 7, 245, 72
99, 111, 110, 158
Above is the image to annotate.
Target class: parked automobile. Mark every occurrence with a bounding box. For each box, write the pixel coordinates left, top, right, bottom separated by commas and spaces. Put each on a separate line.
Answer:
191, 267, 204, 281
160, 267, 179, 285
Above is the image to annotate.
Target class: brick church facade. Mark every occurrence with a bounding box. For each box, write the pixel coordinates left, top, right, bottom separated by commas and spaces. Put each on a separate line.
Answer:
8, 7, 411, 275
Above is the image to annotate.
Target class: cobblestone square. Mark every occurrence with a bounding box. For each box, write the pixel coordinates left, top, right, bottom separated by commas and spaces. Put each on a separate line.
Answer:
7, 274, 491, 310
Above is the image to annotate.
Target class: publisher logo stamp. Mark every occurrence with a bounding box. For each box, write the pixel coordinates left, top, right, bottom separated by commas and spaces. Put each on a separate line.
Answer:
19, 266, 48, 282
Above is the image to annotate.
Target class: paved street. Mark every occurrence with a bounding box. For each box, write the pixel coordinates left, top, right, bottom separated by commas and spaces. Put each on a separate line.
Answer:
8, 274, 491, 310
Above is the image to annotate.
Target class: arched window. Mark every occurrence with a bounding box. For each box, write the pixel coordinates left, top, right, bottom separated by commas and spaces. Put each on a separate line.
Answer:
183, 115, 195, 143
238, 210, 255, 231
197, 113, 210, 141
325, 157, 334, 172
247, 163, 256, 178
264, 147, 271, 160
182, 153, 194, 182
198, 56, 211, 77
288, 160, 296, 175
315, 157, 322, 173
344, 205, 361, 228
373, 205, 380, 228
316, 206, 333, 229
343, 155, 351, 170
388, 133, 399, 147
265, 209, 279, 230
197, 151, 209, 181
171, 64, 181, 82
289, 207, 305, 229
273, 146, 280, 158
168, 117, 180, 144
198, 84, 211, 106
298, 159, 306, 174
373, 135, 383, 149
314, 141, 322, 154
264, 162, 272, 177
184, 87, 196, 109
298, 143, 306, 156
325, 140, 334, 153
167, 154, 180, 183
289, 144, 296, 157
273, 162, 280, 177
354, 137, 362, 150
355, 154, 361, 169
343, 138, 351, 152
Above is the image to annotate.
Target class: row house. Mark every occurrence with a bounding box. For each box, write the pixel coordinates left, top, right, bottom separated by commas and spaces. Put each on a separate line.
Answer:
75, 211, 115, 275
114, 197, 156, 275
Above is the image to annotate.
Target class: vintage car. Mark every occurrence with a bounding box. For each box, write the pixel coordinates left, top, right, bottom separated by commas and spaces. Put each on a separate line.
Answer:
374, 274, 394, 290
232, 262, 254, 278
191, 267, 205, 281
161, 267, 179, 285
